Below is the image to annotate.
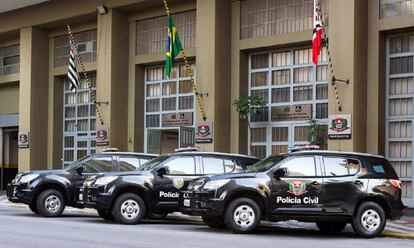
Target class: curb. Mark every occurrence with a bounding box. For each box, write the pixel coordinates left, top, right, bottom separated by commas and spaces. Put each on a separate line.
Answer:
382, 232, 414, 240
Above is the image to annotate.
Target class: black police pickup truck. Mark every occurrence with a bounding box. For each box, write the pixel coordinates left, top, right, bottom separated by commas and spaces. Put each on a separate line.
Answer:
79, 152, 258, 224
181, 150, 406, 238
7, 152, 156, 217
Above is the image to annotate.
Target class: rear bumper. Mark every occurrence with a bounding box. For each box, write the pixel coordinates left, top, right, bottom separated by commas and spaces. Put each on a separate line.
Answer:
79, 186, 112, 210
6, 183, 34, 204
389, 201, 407, 220
180, 190, 225, 217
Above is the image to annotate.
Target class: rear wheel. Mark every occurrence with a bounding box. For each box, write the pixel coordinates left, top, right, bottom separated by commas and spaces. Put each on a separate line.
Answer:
28, 202, 38, 214
224, 198, 261, 234
97, 209, 114, 221
202, 216, 226, 229
352, 202, 386, 238
36, 189, 65, 217
316, 221, 347, 234
112, 193, 146, 225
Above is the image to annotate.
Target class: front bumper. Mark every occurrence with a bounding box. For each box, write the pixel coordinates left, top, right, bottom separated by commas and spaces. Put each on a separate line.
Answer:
77, 186, 112, 210
179, 190, 225, 217
6, 183, 35, 204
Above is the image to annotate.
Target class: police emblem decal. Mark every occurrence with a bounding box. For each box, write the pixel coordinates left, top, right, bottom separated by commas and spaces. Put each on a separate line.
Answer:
173, 178, 184, 189
287, 181, 308, 196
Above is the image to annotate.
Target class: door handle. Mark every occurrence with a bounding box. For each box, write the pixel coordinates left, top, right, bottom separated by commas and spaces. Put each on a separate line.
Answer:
311, 181, 319, 186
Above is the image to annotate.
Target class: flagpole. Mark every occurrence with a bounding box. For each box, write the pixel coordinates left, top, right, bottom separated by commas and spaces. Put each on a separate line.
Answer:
162, 0, 207, 121
66, 24, 105, 126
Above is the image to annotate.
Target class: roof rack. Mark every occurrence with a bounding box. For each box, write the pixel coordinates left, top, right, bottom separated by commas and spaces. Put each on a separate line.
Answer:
174, 147, 201, 153
289, 145, 320, 153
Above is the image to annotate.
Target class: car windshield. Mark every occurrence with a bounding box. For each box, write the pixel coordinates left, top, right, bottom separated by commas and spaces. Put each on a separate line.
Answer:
138, 155, 169, 170
244, 155, 287, 173
64, 155, 90, 171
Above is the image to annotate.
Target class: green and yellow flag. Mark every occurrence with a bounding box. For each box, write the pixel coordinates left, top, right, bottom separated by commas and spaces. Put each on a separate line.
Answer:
165, 15, 183, 77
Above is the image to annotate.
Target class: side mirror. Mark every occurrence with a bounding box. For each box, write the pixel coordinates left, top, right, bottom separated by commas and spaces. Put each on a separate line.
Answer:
76, 166, 85, 176
273, 168, 288, 179
157, 167, 169, 177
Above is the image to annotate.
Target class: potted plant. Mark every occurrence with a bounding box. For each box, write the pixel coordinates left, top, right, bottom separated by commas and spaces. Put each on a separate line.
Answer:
233, 96, 267, 155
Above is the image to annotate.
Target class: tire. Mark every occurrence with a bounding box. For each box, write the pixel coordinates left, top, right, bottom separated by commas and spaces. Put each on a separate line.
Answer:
224, 198, 261, 234
351, 202, 386, 238
147, 213, 168, 220
112, 193, 146, 225
36, 189, 65, 217
316, 221, 347, 234
28, 202, 38, 214
97, 209, 114, 221
202, 216, 226, 229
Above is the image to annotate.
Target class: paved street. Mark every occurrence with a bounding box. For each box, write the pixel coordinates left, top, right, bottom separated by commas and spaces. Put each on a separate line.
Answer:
0, 195, 412, 248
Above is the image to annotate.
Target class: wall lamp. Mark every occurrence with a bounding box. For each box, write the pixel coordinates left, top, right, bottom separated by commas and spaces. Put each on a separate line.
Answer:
97, 5, 108, 15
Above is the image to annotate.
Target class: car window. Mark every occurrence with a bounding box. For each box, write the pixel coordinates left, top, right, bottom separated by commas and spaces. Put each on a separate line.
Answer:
224, 159, 237, 173
279, 156, 316, 177
164, 157, 196, 175
82, 156, 113, 173
119, 157, 140, 171
203, 157, 225, 174
323, 157, 359, 177
140, 158, 150, 165
365, 159, 398, 179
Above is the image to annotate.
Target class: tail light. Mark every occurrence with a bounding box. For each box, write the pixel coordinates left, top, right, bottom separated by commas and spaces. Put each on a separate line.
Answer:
390, 179, 402, 189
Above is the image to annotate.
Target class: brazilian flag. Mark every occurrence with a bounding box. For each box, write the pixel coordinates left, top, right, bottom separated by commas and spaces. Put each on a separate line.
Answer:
165, 15, 183, 77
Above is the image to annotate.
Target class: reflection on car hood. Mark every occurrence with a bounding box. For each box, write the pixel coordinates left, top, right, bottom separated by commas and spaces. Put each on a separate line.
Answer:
207, 172, 257, 181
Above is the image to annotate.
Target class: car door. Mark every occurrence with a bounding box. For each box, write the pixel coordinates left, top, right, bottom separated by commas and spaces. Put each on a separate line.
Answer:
269, 155, 324, 213
153, 156, 199, 211
321, 156, 365, 213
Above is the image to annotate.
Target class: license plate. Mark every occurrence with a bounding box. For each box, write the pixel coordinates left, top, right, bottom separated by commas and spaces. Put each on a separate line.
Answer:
183, 199, 190, 207
78, 194, 83, 201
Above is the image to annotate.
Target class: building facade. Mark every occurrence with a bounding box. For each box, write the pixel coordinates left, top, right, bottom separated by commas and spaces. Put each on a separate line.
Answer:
0, 0, 413, 207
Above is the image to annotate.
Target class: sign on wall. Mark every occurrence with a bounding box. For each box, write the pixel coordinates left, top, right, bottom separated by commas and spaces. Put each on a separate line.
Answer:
96, 128, 110, 146
18, 131, 29, 148
271, 104, 312, 122
162, 112, 193, 127
328, 115, 352, 139
195, 122, 213, 143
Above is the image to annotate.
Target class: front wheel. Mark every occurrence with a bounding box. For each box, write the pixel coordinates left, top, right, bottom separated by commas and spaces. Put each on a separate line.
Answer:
97, 209, 114, 221
224, 198, 261, 234
316, 221, 347, 234
112, 193, 146, 225
352, 202, 386, 238
202, 216, 226, 229
36, 189, 65, 217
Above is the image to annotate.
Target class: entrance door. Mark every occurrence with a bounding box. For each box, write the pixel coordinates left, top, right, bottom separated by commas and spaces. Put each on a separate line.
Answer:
160, 130, 178, 154
1, 128, 18, 190
180, 127, 195, 148
147, 129, 161, 154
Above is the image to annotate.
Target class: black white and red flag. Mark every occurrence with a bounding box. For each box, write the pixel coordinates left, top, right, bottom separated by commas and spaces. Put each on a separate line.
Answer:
312, 0, 323, 65
67, 39, 79, 93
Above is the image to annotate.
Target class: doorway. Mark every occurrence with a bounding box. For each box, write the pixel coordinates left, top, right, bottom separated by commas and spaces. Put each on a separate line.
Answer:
1, 128, 18, 190
146, 127, 195, 154
160, 130, 179, 154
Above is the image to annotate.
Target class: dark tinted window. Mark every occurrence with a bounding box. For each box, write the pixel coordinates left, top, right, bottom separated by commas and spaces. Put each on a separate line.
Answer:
279, 156, 316, 177
119, 157, 140, 171
165, 157, 196, 175
203, 157, 225, 174
323, 157, 359, 176
365, 159, 398, 179
82, 156, 113, 173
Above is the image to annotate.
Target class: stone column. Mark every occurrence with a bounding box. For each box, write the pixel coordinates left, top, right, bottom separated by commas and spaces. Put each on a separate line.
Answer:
18, 27, 49, 171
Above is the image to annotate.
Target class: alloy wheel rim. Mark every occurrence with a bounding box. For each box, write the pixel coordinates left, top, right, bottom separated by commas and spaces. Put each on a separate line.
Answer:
361, 209, 381, 232
45, 195, 61, 213
120, 199, 140, 220
233, 205, 255, 228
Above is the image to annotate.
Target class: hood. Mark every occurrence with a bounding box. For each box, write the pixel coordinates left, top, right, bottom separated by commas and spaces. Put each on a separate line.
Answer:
22, 169, 69, 176
206, 172, 257, 181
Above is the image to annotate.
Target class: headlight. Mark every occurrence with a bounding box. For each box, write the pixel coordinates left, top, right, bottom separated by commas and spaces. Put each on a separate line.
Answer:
188, 179, 205, 191
94, 176, 118, 186
19, 174, 40, 183
202, 179, 230, 190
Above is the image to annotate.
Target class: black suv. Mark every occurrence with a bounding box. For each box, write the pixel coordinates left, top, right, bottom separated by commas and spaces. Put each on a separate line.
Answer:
7, 152, 156, 217
181, 150, 406, 238
80, 152, 258, 224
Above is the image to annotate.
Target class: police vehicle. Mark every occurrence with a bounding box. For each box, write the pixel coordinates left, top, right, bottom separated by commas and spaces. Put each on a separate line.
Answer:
79, 152, 258, 224
7, 152, 156, 217
181, 150, 406, 238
